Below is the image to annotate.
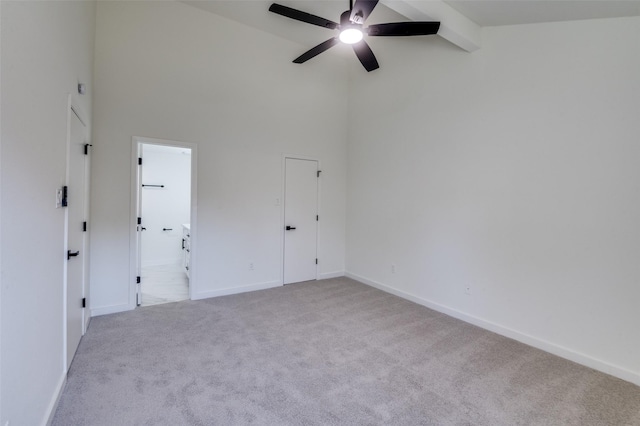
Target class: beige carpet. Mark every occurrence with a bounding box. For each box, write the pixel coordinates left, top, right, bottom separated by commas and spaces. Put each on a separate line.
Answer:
53, 277, 640, 425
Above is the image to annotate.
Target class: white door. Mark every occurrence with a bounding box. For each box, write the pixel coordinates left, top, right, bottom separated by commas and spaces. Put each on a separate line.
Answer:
66, 107, 87, 369
283, 158, 318, 284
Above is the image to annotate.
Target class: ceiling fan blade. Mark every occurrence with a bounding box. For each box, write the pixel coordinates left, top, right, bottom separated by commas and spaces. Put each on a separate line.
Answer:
269, 3, 339, 30
349, 0, 379, 24
367, 22, 441, 36
352, 40, 379, 72
293, 38, 340, 64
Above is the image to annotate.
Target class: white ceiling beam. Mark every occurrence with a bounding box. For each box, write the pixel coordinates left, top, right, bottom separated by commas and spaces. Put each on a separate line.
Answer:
382, 0, 482, 52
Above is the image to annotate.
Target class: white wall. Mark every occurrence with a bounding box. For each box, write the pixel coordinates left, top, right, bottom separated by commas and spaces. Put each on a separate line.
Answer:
90, 1, 348, 314
140, 144, 191, 267
346, 17, 640, 385
0, 1, 95, 424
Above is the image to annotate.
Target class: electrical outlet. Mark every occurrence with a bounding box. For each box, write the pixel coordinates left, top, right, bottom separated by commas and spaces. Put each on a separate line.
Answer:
391, 264, 396, 274
248, 262, 254, 271
464, 286, 472, 295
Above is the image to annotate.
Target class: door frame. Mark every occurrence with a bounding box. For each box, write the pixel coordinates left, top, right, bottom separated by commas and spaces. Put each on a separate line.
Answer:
129, 136, 198, 309
63, 96, 90, 370
281, 154, 321, 285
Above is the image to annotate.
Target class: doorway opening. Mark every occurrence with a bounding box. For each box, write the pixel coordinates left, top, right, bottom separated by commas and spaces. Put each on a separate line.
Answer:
283, 157, 319, 285
131, 137, 197, 308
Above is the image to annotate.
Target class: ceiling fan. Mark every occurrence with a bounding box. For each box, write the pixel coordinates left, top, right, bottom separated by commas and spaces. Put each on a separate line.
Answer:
268, 0, 441, 72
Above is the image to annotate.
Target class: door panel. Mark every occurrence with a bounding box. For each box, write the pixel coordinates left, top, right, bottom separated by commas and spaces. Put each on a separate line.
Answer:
66, 109, 86, 369
284, 158, 318, 284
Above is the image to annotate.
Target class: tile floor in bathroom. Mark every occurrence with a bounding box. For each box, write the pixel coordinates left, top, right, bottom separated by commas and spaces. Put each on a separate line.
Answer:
141, 263, 189, 307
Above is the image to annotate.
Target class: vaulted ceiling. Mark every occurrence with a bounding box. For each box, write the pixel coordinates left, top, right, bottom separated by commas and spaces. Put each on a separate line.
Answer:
446, 0, 640, 26
184, 0, 640, 53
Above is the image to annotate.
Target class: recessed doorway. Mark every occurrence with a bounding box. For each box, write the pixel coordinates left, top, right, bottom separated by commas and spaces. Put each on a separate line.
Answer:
131, 137, 197, 308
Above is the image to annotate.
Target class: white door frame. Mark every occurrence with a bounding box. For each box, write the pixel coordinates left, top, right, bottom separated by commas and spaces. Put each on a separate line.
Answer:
63, 96, 90, 370
129, 136, 198, 309
80, 110, 92, 333
281, 154, 321, 284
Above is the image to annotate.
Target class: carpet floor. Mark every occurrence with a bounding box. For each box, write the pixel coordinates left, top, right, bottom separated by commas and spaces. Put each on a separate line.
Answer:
52, 278, 640, 425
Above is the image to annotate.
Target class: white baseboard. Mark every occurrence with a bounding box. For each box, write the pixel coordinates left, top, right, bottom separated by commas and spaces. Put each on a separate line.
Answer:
44, 373, 66, 426
318, 271, 345, 280
91, 280, 285, 316
346, 271, 640, 387
192, 280, 282, 300
91, 303, 131, 317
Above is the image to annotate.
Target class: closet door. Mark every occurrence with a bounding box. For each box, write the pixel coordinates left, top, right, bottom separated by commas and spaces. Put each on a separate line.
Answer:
283, 158, 318, 284
66, 106, 88, 369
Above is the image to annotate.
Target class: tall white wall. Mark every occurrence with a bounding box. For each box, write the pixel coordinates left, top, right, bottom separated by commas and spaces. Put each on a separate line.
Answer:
0, 1, 95, 424
346, 17, 640, 385
140, 145, 191, 267
90, 1, 348, 314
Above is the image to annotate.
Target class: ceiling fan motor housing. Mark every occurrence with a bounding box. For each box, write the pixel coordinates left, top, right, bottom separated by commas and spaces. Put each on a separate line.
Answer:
341, 10, 359, 27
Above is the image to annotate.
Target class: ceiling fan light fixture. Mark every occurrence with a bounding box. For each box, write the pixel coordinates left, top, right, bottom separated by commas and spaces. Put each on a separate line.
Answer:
269, 1, 440, 72
339, 27, 363, 44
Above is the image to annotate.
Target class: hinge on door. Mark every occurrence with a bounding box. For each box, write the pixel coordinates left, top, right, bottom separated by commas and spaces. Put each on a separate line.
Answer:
316, 258, 318, 265
61, 186, 68, 207
317, 170, 321, 177
137, 276, 141, 284
138, 157, 142, 165
84, 143, 92, 155
82, 297, 86, 308
83, 221, 87, 232
316, 215, 319, 221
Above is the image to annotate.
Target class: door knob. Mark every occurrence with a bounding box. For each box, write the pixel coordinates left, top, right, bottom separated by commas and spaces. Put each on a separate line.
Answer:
67, 250, 80, 260
285, 226, 296, 231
